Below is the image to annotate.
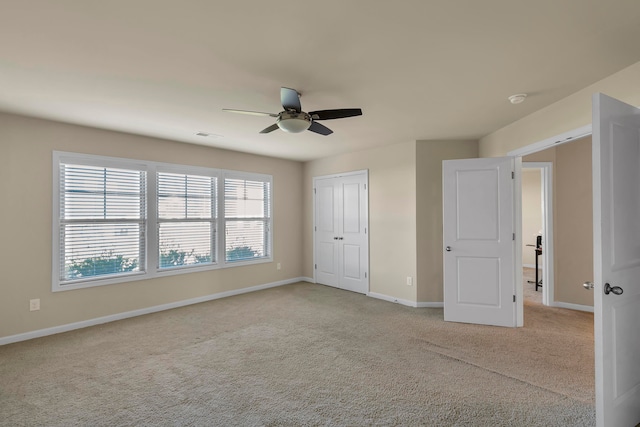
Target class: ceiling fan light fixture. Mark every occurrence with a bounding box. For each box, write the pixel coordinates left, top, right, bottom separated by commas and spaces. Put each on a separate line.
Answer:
277, 112, 311, 133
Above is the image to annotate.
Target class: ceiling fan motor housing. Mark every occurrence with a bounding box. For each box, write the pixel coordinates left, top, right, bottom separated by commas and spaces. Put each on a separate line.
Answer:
277, 111, 312, 133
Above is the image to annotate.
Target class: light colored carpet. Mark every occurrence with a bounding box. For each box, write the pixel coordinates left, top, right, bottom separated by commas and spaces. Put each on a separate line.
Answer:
523, 267, 543, 305
0, 279, 594, 426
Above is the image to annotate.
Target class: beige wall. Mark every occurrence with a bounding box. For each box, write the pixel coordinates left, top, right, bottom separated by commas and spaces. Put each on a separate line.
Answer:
554, 138, 593, 306
521, 169, 542, 266
303, 141, 418, 302
479, 61, 640, 157
416, 140, 478, 302
522, 137, 593, 307
0, 113, 304, 339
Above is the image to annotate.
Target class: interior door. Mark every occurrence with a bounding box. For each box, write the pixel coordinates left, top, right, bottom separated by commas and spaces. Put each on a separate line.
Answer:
314, 172, 369, 294
592, 93, 640, 427
443, 157, 518, 327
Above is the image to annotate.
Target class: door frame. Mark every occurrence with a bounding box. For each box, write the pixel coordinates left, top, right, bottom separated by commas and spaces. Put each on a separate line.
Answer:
312, 169, 369, 288
521, 162, 554, 307
509, 127, 597, 312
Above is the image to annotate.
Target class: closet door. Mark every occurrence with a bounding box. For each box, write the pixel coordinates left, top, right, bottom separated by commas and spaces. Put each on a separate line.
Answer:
314, 172, 369, 294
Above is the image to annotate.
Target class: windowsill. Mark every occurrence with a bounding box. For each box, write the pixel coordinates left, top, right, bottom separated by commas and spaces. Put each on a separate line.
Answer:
52, 257, 273, 292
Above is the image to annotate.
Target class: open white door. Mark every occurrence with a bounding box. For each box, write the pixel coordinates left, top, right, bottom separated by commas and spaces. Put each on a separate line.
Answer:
592, 93, 640, 427
443, 157, 519, 327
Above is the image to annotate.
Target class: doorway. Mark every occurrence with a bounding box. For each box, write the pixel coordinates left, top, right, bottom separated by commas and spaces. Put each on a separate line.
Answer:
518, 137, 594, 313
521, 162, 553, 307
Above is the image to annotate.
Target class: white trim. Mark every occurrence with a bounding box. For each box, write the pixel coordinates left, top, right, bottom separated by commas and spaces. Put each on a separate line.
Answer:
507, 124, 592, 157
313, 169, 370, 180
367, 292, 418, 307
552, 302, 594, 313
417, 301, 444, 308
514, 157, 523, 327
0, 277, 305, 346
522, 162, 554, 307
300, 276, 315, 283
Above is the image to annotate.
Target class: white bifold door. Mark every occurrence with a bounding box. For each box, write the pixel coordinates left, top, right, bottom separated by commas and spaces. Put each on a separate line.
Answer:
314, 171, 369, 294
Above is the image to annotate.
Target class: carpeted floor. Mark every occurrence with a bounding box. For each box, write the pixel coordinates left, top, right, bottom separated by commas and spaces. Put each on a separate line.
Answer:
0, 276, 595, 426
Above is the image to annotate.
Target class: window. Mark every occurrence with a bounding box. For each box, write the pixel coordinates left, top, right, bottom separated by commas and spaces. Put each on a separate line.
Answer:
224, 176, 272, 262
53, 152, 272, 291
57, 160, 146, 286
157, 171, 217, 269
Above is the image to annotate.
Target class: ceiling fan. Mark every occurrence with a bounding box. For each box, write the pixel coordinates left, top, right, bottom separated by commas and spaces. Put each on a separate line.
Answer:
223, 87, 362, 136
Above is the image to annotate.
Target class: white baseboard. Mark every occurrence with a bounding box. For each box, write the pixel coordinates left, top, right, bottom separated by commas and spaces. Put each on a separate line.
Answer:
368, 292, 418, 307
367, 292, 444, 308
300, 277, 315, 283
522, 264, 541, 269
416, 302, 444, 308
552, 302, 594, 313
0, 277, 306, 346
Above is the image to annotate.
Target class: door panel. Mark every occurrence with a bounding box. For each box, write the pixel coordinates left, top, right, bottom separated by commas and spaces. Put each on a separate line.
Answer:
443, 157, 516, 327
342, 182, 361, 234
457, 257, 500, 306
343, 244, 361, 279
315, 181, 339, 287
456, 169, 499, 240
318, 186, 335, 232
593, 93, 640, 427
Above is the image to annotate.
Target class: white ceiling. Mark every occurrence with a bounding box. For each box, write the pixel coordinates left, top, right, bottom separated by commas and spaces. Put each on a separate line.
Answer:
1, 1, 639, 161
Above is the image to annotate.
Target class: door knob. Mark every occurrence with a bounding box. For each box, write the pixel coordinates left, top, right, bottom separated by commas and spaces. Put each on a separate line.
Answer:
445, 246, 451, 252
604, 283, 623, 295
583, 281, 594, 290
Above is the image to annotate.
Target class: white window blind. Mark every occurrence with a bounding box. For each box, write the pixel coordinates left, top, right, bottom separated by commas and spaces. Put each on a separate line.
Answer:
59, 163, 146, 284
224, 177, 271, 262
157, 172, 217, 269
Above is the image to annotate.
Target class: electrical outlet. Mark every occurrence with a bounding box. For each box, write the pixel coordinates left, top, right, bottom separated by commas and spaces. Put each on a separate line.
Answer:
277, 263, 281, 270
29, 299, 40, 311
406, 276, 413, 286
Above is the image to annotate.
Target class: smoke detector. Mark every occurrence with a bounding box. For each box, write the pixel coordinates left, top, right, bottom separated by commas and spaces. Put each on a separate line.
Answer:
508, 94, 527, 104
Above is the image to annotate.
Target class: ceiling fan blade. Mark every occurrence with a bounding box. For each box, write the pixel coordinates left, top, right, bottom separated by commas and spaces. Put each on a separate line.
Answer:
309, 108, 362, 120
223, 109, 279, 118
259, 123, 280, 134
281, 87, 302, 112
308, 122, 333, 136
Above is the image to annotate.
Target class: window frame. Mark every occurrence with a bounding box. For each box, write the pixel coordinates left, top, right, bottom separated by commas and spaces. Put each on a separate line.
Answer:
156, 164, 219, 272
223, 171, 273, 265
52, 152, 273, 292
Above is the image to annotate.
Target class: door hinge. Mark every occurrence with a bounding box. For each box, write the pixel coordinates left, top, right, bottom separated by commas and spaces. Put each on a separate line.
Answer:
513, 233, 515, 241
314, 226, 317, 231
365, 227, 367, 234
364, 183, 367, 190
315, 264, 317, 269
513, 295, 516, 302
511, 171, 515, 179
365, 272, 367, 278
314, 188, 316, 194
